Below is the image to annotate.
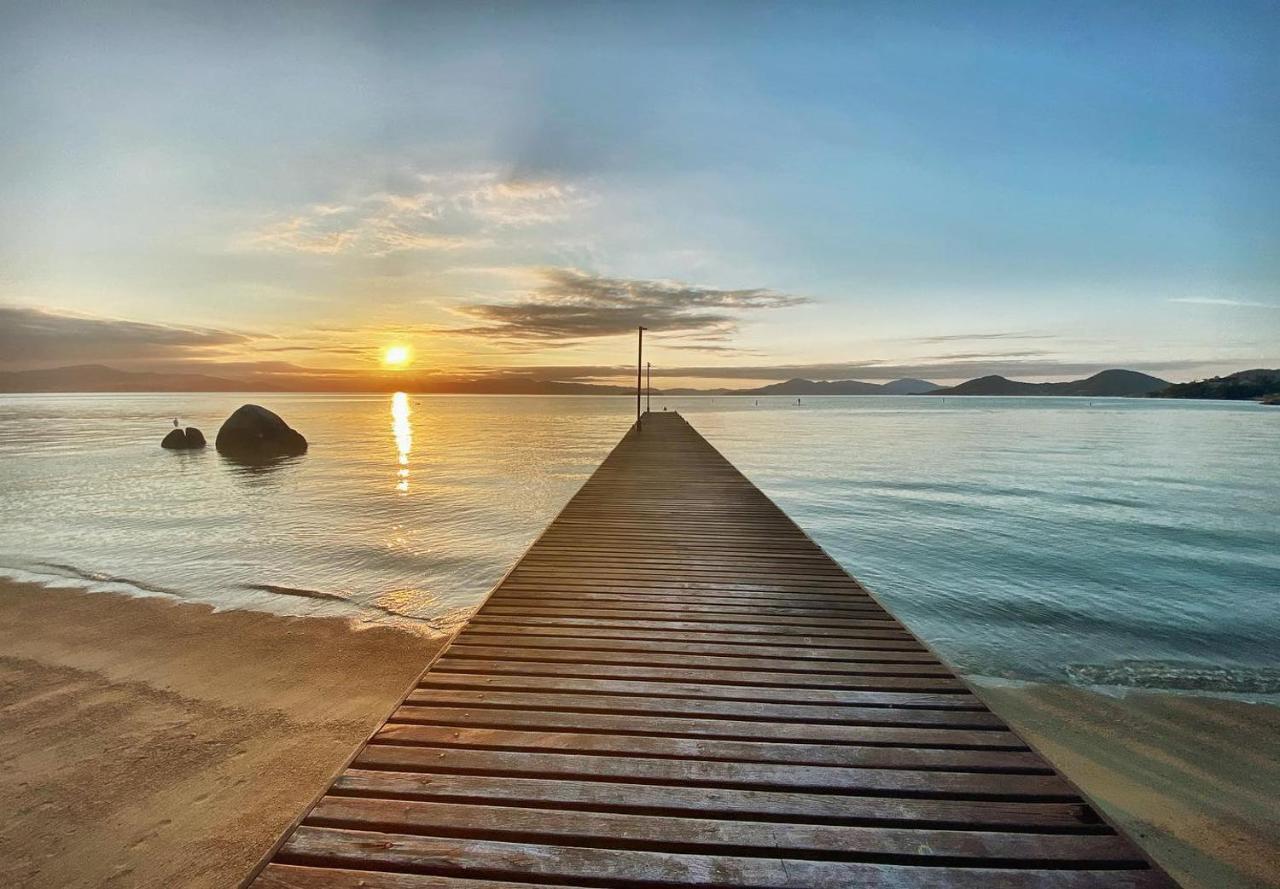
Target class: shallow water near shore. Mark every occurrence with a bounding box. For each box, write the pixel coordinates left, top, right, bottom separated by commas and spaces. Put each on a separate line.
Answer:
1, 393, 1277, 696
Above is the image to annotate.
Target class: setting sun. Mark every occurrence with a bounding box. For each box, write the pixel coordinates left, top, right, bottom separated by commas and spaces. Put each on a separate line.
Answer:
382, 345, 411, 369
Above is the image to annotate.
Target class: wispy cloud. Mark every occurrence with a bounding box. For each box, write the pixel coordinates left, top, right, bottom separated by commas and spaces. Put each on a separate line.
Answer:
0, 305, 248, 367
914, 332, 1057, 343
240, 171, 588, 257
1169, 298, 1279, 309
448, 268, 809, 345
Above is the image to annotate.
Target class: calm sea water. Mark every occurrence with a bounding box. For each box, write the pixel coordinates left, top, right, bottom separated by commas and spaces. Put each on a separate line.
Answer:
1, 393, 1277, 696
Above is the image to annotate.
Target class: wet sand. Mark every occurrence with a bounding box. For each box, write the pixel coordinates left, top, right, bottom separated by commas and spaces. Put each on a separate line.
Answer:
0, 580, 443, 889
977, 681, 1280, 889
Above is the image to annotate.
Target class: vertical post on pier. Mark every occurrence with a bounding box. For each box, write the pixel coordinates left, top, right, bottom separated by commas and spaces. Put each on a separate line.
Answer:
646, 362, 651, 414
636, 326, 646, 426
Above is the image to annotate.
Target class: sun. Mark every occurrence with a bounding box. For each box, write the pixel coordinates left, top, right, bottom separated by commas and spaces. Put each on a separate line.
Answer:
382, 345, 412, 369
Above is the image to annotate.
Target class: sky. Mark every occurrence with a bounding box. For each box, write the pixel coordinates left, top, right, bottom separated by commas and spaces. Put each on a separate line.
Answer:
2, 1, 1277, 388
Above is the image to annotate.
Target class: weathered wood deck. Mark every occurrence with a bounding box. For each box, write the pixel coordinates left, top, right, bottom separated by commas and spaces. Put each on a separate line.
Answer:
249, 411, 1176, 888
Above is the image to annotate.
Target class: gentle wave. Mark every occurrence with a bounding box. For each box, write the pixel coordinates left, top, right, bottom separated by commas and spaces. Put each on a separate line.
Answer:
1066, 660, 1280, 695
243, 583, 457, 629
2, 393, 1277, 699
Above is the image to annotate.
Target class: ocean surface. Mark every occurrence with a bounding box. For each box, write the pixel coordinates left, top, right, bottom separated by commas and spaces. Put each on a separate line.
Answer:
2, 393, 1277, 697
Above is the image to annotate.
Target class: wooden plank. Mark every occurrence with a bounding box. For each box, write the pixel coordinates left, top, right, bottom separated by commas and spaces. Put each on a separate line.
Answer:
373, 723, 1047, 771
255, 864, 571, 888
489, 592, 890, 612
277, 826, 1169, 888
306, 796, 1143, 863
450, 632, 938, 661
353, 745, 1080, 800
479, 605, 902, 628
399, 690, 998, 721
246, 412, 1174, 888
418, 672, 976, 702
390, 702, 1024, 748
445, 644, 946, 674
467, 614, 914, 637
429, 660, 962, 691
463, 621, 927, 650
331, 770, 1105, 831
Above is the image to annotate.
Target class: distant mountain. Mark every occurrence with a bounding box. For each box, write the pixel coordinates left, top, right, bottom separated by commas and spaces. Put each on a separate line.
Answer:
734, 377, 940, 396
1152, 369, 1280, 401
0, 364, 265, 393
880, 378, 943, 395
925, 369, 1170, 398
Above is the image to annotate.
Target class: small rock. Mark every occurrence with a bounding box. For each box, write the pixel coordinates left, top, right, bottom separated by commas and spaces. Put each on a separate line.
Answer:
161, 426, 207, 450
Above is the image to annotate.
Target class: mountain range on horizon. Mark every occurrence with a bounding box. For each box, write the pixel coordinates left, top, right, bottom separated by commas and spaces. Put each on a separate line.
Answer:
923, 369, 1172, 398
4, 363, 1275, 400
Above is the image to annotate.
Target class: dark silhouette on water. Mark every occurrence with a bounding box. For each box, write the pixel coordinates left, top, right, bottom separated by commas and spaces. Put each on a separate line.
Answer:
161, 421, 206, 450
215, 404, 307, 463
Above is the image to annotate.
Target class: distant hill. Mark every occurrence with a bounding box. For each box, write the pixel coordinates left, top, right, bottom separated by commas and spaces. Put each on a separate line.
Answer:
0, 364, 265, 393
735, 377, 939, 396
1152, 369, 1280, 401
880, 378, 941, 395
925, 369, 1170, 397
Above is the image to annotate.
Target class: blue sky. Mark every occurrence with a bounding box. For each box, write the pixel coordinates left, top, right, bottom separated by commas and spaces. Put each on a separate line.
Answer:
2, 1, 1276, 386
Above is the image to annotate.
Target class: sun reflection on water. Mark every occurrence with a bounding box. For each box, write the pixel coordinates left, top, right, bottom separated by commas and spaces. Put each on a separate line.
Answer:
391, 391, 412, 493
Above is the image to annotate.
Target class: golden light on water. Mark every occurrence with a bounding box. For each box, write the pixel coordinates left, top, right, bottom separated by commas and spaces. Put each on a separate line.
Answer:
383, 345, 412, 368
391, 391, 412, 493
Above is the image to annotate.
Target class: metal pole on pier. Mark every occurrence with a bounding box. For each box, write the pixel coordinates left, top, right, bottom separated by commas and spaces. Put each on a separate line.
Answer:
636, 326, 647, 426
646, 362, 651, 414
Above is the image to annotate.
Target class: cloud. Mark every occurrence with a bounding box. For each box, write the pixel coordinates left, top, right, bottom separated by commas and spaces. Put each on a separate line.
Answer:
450, 268, 809, 344
459, 179, 589, 226
241, 171, 587, 257
914, 332, 1057, 343
1169, 298, 1279, 309
0, 305, 248, 368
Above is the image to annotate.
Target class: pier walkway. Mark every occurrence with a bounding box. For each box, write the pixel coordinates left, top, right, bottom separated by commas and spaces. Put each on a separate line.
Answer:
250, 412, 1174, 888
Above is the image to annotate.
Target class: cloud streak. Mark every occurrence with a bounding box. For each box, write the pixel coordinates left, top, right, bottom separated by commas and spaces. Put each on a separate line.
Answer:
450, 268, 808, 344
242, 171, 588, 257
0, 305, 249, 367
914, 332, 1058, 343
1169, 298, 1279, 310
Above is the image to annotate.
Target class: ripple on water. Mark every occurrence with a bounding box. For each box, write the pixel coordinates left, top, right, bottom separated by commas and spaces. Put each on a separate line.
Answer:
1, 393, 1277, 697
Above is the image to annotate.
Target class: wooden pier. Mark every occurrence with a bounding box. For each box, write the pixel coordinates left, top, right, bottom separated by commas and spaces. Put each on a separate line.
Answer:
250, 412, 1175, 888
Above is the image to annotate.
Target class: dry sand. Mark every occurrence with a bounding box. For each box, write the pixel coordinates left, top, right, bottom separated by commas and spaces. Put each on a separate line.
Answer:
0, 579, 443, 889
977, 681, 1280, 889
2, 578, 1278, 888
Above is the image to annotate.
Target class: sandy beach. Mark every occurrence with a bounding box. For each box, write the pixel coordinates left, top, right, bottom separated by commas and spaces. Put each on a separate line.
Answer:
2, 579, 1278, 888
977, 681, 1280, 889
0, 580, 443, 889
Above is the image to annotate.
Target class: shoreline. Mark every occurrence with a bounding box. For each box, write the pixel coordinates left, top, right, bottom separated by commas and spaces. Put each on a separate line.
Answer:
0, 579, 1276, 888
0, 579, 444, 889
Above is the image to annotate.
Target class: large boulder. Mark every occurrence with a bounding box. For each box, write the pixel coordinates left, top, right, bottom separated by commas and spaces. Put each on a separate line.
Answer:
161, 427, 207, 450
215, 404, 307, 459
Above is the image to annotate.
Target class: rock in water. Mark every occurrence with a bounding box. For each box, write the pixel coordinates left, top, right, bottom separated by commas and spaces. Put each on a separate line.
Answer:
161, 426, 208, 449
215, 404, 307, 459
